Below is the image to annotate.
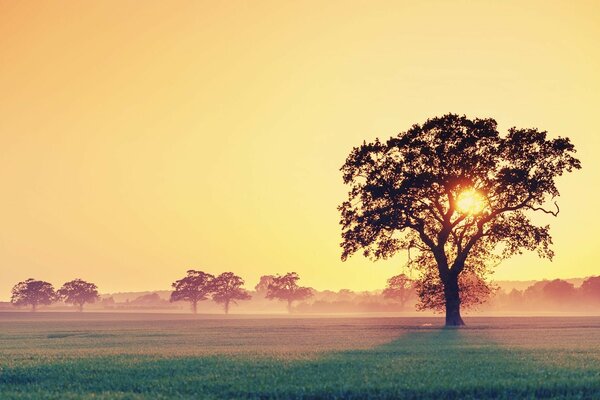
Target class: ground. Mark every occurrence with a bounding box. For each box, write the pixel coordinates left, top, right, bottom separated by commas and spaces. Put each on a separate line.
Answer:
1, 313, 599, 399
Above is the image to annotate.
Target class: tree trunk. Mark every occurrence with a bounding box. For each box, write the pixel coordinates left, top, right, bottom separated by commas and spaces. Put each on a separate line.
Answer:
31, 303, 37, 312
192, 300, 198, 314
78, 303, 84, 312
444, 275, 464, 326
287, 299, 292, 313
224, 300, 229, 315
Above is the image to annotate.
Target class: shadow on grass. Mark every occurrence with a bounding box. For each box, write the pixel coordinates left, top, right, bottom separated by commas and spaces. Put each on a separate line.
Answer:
1, 328, 599, 399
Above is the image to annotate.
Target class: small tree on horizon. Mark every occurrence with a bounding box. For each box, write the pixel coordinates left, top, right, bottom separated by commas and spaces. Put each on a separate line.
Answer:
170, 270, 214, 314
580, 276, 600, 304
212, 272, 251, 314
266, 272, 313, 313
57, 279, 100, 312
382, 274, 414, 310
339, 114, 580, 326
11, 279, 56, 312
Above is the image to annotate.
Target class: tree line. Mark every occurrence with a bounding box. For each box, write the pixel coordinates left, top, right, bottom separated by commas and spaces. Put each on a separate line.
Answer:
8, 271, 314, 314
11, 272, 598, 313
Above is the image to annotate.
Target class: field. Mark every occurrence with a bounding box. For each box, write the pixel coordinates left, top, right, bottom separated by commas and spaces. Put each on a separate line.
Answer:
1, 313, 599, 399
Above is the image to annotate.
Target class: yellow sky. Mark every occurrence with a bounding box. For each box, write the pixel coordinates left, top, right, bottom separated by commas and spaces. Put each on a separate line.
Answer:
0, 1, 599, 298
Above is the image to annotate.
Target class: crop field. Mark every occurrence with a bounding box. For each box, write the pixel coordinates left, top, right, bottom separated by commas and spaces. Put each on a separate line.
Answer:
1, 313, 599, 399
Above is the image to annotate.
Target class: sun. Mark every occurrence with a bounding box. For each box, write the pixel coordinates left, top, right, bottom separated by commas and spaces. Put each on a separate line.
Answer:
456, 188, 485, 215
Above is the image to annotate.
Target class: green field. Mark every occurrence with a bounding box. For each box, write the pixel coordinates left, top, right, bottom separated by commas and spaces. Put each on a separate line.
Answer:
1, 313, 599, 399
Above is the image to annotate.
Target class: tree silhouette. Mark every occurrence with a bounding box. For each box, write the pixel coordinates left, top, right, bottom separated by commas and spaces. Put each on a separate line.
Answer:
212, 272, 251, 314
11, 279, 56, 312
266, 272, 313, 313
542, 279, 576, 307
382, 274, 414, 309
57, 279, 100, 311
414, 265, 496, 312
170, 270, 214, 314
254, 275, 275, 294
339, 114, 580, 325
580, 276, 600, 303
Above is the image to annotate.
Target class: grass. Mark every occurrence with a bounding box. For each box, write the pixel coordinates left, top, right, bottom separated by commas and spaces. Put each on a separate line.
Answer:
0, 313, 599, 399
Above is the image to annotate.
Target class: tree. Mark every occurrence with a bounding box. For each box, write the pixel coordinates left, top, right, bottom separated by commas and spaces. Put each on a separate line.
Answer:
414, 266, 496, 312
266, 272, 313, 312
339, 114, 580, 326
212, 272, 252, 314
11, 279, 56, 311
382, 274, 414, 309
580, 276, 600, 303
412, 249, 497, 313
542, 279, 576, 307
57, 279, 100, 311
254, 275, 275, 293
170, 270, 214, 314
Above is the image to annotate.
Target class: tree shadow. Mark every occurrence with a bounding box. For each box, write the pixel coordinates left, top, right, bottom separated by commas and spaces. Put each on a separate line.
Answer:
1, 328, 599, 399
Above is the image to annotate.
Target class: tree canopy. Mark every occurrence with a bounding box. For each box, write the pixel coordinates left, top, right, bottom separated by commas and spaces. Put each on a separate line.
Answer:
11, 278, 56, 311
266, 272, 313, 312
170, 270, 215, 314
382, 274, 414, 309
339, 114, 580, 325
57, 279, 100, 311
212, 272, 251, 314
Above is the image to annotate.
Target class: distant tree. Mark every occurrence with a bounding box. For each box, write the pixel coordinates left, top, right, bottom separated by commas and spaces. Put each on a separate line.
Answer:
130, 293, 170, 307
339, 114, 580, 325
212, 272, 252, 314
170, 270, 214, 314
57, 279, 100, 312
542, 279, 576, 306
382, 274, 414, 309
254, 275, 275, 293
523, 281, 549, 308
10, 279, 56, 312
507, 288, 524, 309
266, 272, 313, 312
580, 276, 600, 303
337, 289, 355, 302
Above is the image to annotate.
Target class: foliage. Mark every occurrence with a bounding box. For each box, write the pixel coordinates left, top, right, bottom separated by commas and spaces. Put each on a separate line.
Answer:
580, 276, 600, 302
542, 279, 576, 304
414, 268, 496, 313
254, 275, 275, 293
170, 270, 215, 313
57, 279, 100, 311
410, 249, 498, 312
339, 114, 580, 325
10, 278, 56, 311
266, 272, 313, 312
212, 272, 251, 314
382, 274, 414, 308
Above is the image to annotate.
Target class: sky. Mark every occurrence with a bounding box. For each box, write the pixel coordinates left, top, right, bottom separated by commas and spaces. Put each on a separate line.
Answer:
0, 0, 599, 299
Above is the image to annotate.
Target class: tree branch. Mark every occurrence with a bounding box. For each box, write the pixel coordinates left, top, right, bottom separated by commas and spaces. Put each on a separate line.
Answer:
527, 201, 560, 217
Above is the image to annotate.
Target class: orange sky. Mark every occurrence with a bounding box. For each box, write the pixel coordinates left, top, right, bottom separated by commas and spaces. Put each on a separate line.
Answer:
0, 1, 599, 299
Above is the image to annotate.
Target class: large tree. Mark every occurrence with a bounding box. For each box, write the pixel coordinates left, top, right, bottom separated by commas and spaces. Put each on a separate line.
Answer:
170, 270, 214, 314
266, 272, 313, 313
11, 279, 56, 312
339, 114, 580, 326
212, 272, 252, 314
57, 279, 100, 312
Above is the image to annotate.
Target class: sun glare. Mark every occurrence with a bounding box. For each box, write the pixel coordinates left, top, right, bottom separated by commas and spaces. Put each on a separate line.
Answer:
456, 189, 485, 215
